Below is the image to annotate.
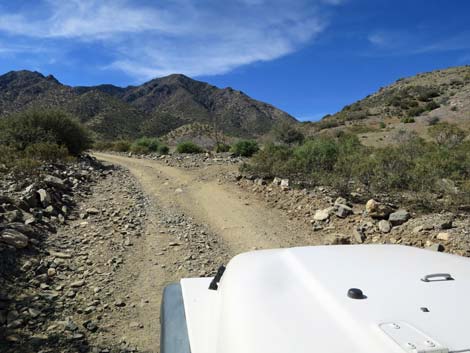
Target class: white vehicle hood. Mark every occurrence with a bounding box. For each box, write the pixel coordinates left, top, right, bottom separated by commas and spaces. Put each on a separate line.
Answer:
181, 245, 470, 353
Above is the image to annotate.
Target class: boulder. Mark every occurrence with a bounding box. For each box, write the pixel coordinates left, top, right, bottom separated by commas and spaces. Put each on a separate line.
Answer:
378, 220, 392, 233
334, 197, 351, 207
388, 209, 410, 226
365, 199, 393, 219
280, 179, 290, 190
427, 243, 444, 252
336, 204, 352, 218
436, 232, 451, 241
314, 207, 333, 221
86, 208, 100, 215
272, 177, 282, 186
1, 229, 29, 249
37, 189, 51, 207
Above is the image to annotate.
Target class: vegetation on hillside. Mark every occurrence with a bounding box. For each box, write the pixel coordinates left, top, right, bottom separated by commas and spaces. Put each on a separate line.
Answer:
245, 122, 470, 210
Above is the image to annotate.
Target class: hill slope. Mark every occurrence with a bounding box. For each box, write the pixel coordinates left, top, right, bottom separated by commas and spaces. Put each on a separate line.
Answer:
0, 71, 296, 140
309, 65, 470, 145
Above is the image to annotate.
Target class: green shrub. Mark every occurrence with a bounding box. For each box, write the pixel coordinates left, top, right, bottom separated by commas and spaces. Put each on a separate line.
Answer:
25, 142, 70, 162
176, 141, 204, 154
425, 101, 440, 111
271, 121, 304, 145
244, 133, 470, 209
157, 144, 170, 155
407, 106, 425, 117
231, 140, 259, 157
215, 143, 231, 153
379, 122, 386, 129
112, 140, 131, 152
130, 144, 150, 154
401, 117, 416, 124
428, 122, 466, 148
243, 144, 294, 177
0, 109, 92, 155
132, 137, 161, 152
294, 137, 339, 173
93, 141, 114, 151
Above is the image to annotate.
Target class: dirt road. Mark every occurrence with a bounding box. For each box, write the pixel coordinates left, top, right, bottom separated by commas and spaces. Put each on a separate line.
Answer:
94, 153, 319, 254
92, 152, 320, 352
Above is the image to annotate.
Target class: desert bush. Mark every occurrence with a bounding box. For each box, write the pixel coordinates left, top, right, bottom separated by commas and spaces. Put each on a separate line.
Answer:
130, 144, 150, 154
0, 109, 92, 155
379, 122, 386, 129
244, 133, 470, 209
271, 121, 304, 145
131, 137, 161, 153
427, 116, 440, 126
407, 106, 425, 117
428, 122, 466, 148
215, 143, 231, 153
25, 142, 70, 162
401, 117, 416, 123
93, 141, 114, 151
176, 141, 204, 154
231, 140, 259, 157
425, 101, 440, 111
157, 145, 170, 155
293, 137, 339, 173
243, 144, 294, 177
112, 140, 132, 152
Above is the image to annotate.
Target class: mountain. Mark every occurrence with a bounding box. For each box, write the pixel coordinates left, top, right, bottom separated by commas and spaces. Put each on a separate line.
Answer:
308, 65, 470, 146
0, 71, 296, 140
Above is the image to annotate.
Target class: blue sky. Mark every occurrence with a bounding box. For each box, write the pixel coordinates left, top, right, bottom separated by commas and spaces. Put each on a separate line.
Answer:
0, 1, 469, 121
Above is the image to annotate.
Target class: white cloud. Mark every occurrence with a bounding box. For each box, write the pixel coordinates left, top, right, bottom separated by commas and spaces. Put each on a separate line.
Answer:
0, 0, 340, 79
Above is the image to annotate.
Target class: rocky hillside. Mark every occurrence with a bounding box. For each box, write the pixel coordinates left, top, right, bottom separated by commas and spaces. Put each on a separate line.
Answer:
308, 65, 470, 145
0, 71, 296, 140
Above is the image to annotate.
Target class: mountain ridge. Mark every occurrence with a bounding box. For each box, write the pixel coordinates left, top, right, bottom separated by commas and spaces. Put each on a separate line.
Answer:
0, 70, 296, 140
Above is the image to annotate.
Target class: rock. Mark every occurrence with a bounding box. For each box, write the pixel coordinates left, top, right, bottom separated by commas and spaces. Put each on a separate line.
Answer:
43, 175, 66, 189
336, 204, 352, 218
365, 199, 393, 219
314, 208, 332, 221
86, 208, 100, 215
353, 228, 365, 243
84, 320, 98, 332
378, 220, 392, 233
388, 210, 410, 226
47, 268, 57, 277
0, 229, 29, 248
114, 299, 126, 307
272, 177, 282, 186
129, 321, 142, 329
255, 178, 266, 186
437, 232, 451, 241
70, 280, 85, 288
439, 219, 453, 230
37, 189, 52, 207
174, 188, 183, 193
427, 243, 444, 252
280, 179, 290, 190
49, 250, 72, 258
334, 197, 351, 207
28, 308, 41, 318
